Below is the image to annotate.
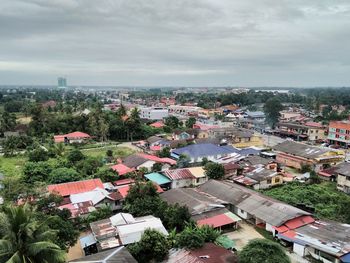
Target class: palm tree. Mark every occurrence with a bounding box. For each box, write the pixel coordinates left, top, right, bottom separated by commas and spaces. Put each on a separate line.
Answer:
0, 204, 66, 263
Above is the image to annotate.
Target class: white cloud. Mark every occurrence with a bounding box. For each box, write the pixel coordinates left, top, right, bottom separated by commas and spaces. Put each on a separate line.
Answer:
0, 0, 349, 86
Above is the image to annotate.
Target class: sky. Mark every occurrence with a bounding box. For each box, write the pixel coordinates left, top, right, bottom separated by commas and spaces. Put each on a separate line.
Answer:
1, 0, 350, 87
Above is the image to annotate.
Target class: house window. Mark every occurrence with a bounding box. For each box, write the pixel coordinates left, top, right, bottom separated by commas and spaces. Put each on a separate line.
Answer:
267, 179, 272, 184
275, 178, 280, 183
196, 178, 200, 183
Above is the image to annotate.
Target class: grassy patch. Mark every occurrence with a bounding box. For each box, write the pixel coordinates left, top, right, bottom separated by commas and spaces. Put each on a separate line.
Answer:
263, 182, 350, 223
255, 227, 276, 242
81, 145, 135, 159
0, 155, 27, 177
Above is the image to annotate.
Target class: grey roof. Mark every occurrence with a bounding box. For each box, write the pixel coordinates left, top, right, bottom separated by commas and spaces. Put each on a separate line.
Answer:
197, 180, 310, 226
172, 143, 236, 159
273, 141, 330, 159
122, 154, 147, 168
333, 162, 350, 177
241, 156, 272, 166
246, 168, 277, 182
160, 188, 226, 215
295, 221, 350, 256
147, 136, 163, 144
69, 246, 137, 263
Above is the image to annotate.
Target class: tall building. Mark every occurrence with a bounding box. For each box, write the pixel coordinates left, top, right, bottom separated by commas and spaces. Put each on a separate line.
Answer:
57, 77, 67, 88
140, 107, 169, 120
328, 119, 350, 147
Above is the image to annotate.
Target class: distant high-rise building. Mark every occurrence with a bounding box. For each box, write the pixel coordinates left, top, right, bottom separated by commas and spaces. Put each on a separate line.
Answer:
57, 77, 67, 88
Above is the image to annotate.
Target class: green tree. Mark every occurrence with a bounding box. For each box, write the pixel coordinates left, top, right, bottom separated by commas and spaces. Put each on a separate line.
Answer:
175, 225, 205, 249
67, 149, 85, 164
152, 162, 162, 172
164, 116, 180, 129
157, 147, 171, 158
128, 229, 169, 263
76, 157, 103, 176
0, 204, 66, 263
49, 167, 81, 184
185, 117, 196, 128
23, 161, 53, 184
204, 162, 225, 179
309, 170, 321, 184
93, 167, 118, 182
28, 147, 49, 162
0, 111, 16, 132
239, 239, 290, 263
263, 97, 283, 129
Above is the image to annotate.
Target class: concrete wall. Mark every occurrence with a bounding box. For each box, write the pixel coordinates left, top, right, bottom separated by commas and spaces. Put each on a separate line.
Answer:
293, 243, 305, 257
171, 179, 193, 189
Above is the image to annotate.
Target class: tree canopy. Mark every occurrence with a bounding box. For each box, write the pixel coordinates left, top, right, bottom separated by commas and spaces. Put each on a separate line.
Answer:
263, 97, 283, 129
0, 204, 66, 263
239, 239, 290, 263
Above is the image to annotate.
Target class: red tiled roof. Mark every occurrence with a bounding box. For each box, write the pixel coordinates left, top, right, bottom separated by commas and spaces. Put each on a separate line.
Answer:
110, 164, 135, 176
150, 145, 161, 151
197, 214, 236, 228
54, 131, 91, 143
150, 121, 165, 128
304, 122, 324, 128
48, 179, 104, 197
273, 225, 289, 233
164, 168, 196, 180
280, 230, 296, 240
114, 178, 135, 186
284, 215, 315, 230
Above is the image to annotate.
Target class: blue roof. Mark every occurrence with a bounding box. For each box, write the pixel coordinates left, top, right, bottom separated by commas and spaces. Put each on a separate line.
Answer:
172, 143, 236, 159
144, 172, 171, 185
80, 234, 96, 248
341, 253, 350, 263
239, 147, 262, 156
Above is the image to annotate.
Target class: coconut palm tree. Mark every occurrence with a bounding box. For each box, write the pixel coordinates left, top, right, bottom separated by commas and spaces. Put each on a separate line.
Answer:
0, 203, 66, 263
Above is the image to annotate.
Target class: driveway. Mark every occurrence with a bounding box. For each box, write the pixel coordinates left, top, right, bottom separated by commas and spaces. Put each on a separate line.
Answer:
225, 222, 263, 250
225, 222, 310, 263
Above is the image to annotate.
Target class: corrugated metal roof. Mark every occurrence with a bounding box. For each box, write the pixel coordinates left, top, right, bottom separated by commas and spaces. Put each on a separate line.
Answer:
164, 168, 196, 180
144, 172, 171, 185
198, 180, 310, 226
187, 167, 206, 178
48, 179, 104, 197
117, 217, 168, 245
197, 213, 235, 228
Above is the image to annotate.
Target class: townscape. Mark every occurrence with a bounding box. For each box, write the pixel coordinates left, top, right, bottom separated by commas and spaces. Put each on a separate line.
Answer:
1, 85, 350, 263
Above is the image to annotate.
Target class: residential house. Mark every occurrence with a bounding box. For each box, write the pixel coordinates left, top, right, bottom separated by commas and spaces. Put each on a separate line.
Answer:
163, 168, 195, 188
171, 143, 237, 163
110, 164, 136, 176
149, 121, 165, 128
69, 188, 122, 211
146, 135, 163, 147
144, 172, 172, 190
122, 153, 176, 172
53, 131, 91, 144
233, 167, 283, 190
328, 120, 350, 147
161, 188, 241, 230
273, 141, 344, 172
166, 243, 238, 263
172, 129, 197, 140
85, 213, 168, 253
197, 180, 311, 233
48, 179, 104, 197
69, 246, 137, 263
277, 220, 350, 263
333, 163, 350, 194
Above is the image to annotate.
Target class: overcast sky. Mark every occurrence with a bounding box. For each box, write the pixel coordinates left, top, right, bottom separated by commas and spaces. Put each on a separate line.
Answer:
1, 0, 350, 87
